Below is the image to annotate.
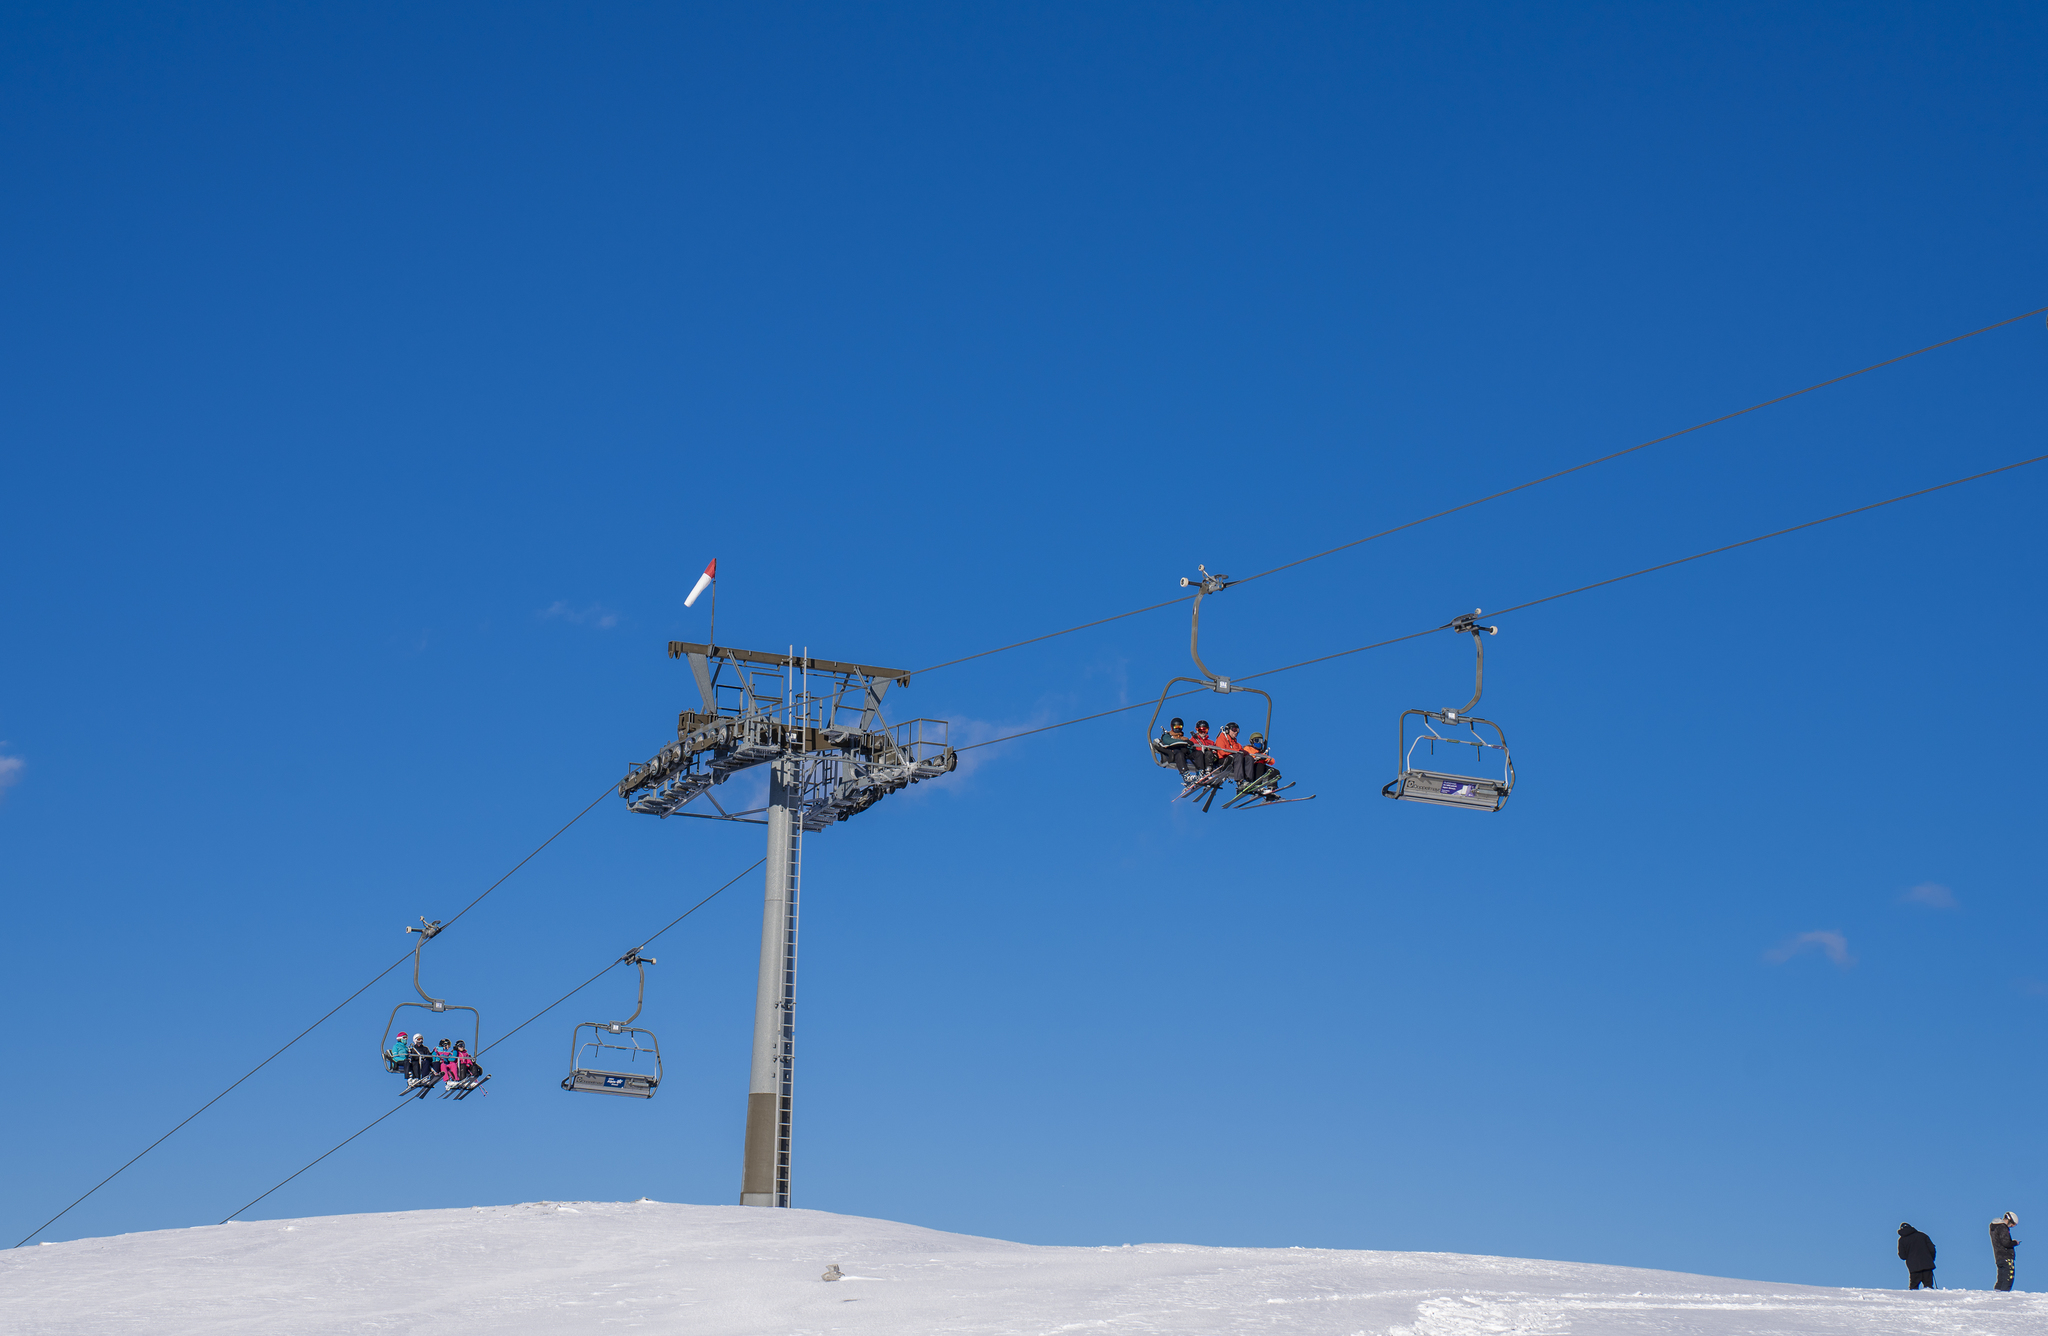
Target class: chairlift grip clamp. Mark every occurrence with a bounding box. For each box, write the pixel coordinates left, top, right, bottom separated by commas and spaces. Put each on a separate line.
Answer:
1448, 610, 1497, 637
408, 917, 444, 941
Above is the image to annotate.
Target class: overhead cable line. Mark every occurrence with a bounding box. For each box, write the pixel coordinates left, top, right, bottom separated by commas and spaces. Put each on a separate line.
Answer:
13, 779, 619, 1249
914, 305, 2046, 679
50, 317, 2048, 1237
957, 449, 2048, 753
476, 858, 764, 1058
216, 857, 765, 1227
216, 1097, 418, 1227
11, 951, 415, 1249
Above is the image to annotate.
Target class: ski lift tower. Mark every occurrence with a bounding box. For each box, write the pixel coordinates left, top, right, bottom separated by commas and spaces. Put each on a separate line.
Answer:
617, 640, 955, 1207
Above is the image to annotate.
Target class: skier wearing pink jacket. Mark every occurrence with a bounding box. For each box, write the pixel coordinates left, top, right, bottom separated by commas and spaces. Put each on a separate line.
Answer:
436, 1039, 460, 1085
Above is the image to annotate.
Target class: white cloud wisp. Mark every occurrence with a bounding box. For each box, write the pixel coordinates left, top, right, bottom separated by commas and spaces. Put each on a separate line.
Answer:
540, 601, 620, 630
1899, 881, 1958, 908
1765, 930, 1855, 969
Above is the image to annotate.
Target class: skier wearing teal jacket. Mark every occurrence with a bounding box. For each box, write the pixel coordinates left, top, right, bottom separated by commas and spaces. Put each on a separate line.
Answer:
386, 1032, 411, 1073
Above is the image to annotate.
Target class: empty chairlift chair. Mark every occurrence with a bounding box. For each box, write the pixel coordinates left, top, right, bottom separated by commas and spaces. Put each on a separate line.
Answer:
563, 950, 663, 1099
1384, 611, 1515, 812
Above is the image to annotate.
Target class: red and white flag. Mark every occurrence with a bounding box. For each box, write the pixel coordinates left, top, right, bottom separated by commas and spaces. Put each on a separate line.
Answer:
684, 558, 717, 608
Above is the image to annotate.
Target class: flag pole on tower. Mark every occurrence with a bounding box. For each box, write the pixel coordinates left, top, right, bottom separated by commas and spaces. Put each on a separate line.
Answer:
686, 558, 717, 647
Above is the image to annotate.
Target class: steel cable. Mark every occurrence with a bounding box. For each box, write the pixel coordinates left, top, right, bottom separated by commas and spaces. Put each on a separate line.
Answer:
477, 858, 764, 1058
957, 450, 2048, 752
214, 858, 765, 1226
13, 780, 619, 1248
34, 315, 2048, 1239
913, 306, 2045, 679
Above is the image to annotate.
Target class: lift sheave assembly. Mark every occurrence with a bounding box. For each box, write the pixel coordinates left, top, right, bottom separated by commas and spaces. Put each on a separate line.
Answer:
563, 949, 662, 1099
1384, 611, 1515, 812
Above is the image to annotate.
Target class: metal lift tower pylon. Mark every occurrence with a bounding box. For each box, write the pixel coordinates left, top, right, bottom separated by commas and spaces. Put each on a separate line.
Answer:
618, 640, 956, 1208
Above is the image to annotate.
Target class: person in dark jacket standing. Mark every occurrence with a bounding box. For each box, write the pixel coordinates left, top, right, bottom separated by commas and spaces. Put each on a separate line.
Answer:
1991, 1211, 2019, 1291
1897, 1223, 1937, 1289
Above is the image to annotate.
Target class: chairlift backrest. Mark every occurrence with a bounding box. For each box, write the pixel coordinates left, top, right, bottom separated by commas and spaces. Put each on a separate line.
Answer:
564, 1021, 663, 1098
1384, 708, 1513, 811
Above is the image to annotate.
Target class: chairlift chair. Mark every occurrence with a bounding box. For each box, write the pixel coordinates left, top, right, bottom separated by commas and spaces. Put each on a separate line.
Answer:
1384, 611, 1514, 812
379, 918, 486, 1094
563, 950, 663, 1099
1146, 566, 1290, 809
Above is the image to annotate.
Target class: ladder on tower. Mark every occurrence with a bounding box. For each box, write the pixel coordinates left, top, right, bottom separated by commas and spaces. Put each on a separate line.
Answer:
771, 802, 799, 1207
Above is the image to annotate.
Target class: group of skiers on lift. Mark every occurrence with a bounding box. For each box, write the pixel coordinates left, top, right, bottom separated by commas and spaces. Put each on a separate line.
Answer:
385, 1032, 484, 1088
1153, 717, 1285, 803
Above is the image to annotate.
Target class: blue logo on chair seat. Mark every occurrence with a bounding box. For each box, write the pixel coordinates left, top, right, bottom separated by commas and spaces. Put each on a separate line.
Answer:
604, 1076, 626, 1088
1440, 781, 1475, 796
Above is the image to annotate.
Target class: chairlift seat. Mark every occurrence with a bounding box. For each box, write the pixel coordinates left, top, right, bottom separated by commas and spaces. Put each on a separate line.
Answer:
563, 1067, 659, 1098
1390, 767, 1508, 812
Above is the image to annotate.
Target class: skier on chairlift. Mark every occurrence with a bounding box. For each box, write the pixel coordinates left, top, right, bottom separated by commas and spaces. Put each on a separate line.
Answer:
1171, 721, 1221, 791
1234, 733, 1284, 803
1155, 717, 1197, 774
387, 1032, 411, 1074
1180, 722, 1242, 802
409, 1033, 435, 1082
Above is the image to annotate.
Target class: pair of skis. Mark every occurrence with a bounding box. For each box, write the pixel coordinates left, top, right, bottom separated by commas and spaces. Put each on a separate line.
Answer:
401, 1072, 491, 1100
1173, 762, 1316, 811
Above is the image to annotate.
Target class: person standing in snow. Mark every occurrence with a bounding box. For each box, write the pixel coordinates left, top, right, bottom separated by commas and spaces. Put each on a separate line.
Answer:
1896, 1222, 1936, 1289
1991, 1211, 2019, 1291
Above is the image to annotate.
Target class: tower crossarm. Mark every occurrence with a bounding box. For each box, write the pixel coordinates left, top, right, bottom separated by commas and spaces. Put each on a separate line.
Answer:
621, 642, 953, 825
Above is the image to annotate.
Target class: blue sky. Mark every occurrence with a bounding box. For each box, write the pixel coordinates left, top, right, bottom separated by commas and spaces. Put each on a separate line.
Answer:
3, 1, 2044, 1292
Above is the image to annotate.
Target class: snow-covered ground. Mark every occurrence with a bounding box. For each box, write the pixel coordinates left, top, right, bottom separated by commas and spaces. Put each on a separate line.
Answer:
6, 1200, 2039, 1335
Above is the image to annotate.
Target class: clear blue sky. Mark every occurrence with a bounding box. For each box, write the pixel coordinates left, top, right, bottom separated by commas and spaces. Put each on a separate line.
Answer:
3, 1, 2043, 1292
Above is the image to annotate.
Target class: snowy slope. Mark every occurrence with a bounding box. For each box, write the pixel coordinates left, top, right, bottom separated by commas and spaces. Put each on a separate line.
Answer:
5, 1201, 2039, 1335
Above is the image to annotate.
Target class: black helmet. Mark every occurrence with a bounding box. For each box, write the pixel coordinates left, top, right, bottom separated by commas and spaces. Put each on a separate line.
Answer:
1169, 717, 1183, 727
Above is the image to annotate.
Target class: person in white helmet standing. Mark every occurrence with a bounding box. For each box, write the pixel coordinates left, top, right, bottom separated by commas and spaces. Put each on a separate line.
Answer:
1991, 1211, 2020, 1291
